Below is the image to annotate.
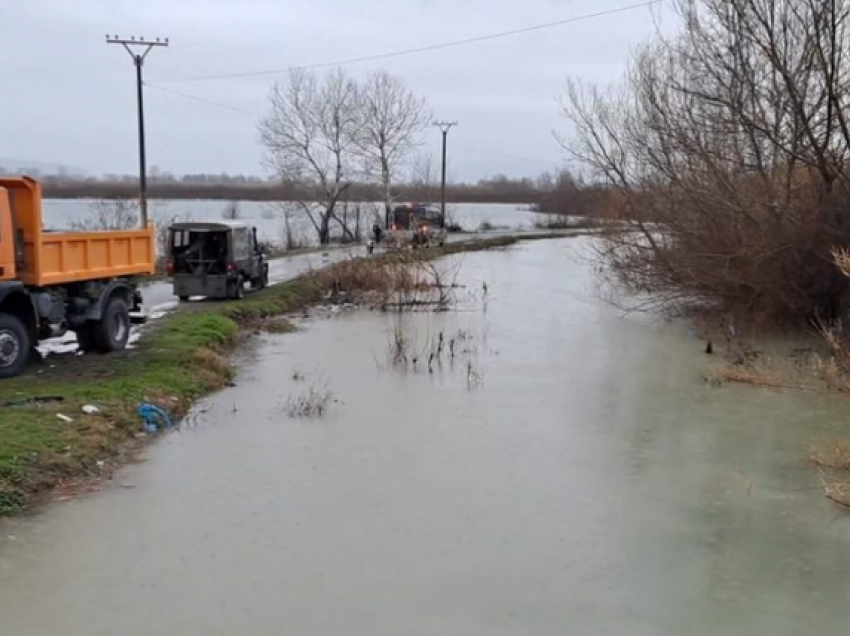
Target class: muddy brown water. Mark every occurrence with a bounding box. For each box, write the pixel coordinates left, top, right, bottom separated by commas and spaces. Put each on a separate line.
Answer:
3, 238, 850, 635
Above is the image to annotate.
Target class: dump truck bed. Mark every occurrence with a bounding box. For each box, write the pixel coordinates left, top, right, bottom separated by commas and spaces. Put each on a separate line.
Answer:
0, 177, 155, 287
21, 228, 156, 286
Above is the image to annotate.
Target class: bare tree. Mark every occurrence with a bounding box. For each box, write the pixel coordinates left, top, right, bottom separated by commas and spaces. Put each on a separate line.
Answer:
71, 200, 139, 231
408, 152, 438, 202
259, 68, 360, 244
268, 202, 308, 251
280, 204, 299, 251
356, 70, 430, 224
338, 198, 364, 243
221, 201, 241, 220
561, 0, 850, 322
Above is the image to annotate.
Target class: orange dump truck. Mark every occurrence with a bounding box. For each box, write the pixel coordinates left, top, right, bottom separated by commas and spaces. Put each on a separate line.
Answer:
0, 176, 155, 378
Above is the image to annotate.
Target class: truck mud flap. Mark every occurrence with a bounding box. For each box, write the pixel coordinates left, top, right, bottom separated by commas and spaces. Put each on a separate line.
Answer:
130, 312, 148, 325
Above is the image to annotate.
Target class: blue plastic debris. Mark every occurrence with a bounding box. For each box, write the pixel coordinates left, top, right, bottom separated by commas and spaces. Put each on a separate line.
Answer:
137, 403, 173, 434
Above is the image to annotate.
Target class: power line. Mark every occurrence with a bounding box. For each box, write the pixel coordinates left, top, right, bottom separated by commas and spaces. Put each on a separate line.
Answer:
141, 87, 570, 168
145, 87, 574, 168
153, 0, 661, 84
145, 82, 260, 117
454, 145, 561, 166
143, 83, 584, 171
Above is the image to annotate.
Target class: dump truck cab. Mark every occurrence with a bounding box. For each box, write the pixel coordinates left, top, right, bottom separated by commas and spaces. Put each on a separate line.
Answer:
168, 221, 269, 301
0, 176, 155, 378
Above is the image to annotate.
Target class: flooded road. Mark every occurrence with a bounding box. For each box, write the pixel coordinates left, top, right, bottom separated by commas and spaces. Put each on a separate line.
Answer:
141, 245, 362, 311
38, 229, 567, 357
3, 238, 850, 635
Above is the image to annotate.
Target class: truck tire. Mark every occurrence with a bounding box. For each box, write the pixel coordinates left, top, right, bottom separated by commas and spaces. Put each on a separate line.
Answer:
75, 325, 97, 352
93, 297, 131, 353
229, 276, 245, 300
252, 266, 269, 290
0, 313, 31, 379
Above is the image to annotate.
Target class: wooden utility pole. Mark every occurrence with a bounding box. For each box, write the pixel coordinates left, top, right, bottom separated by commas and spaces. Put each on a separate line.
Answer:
432, 121, 458, 227
106, 35, 169, 228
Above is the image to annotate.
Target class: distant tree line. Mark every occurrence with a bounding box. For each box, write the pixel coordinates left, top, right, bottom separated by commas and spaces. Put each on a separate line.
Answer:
37, 166, 609, 210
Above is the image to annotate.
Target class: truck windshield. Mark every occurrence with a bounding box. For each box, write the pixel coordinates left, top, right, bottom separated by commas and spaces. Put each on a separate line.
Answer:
418, 210, 443, 228
390, 208, 413, 230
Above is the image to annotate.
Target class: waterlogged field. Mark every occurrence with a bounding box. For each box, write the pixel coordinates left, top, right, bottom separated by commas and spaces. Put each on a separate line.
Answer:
43, 199, 538, 245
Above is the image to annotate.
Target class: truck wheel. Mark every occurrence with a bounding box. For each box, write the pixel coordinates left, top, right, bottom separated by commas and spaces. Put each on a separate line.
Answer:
0, 313, 31, 379
254, 266, 269, 290
75, 325, 97, 352
93, 297, 131, 353
229, 276, 245, 300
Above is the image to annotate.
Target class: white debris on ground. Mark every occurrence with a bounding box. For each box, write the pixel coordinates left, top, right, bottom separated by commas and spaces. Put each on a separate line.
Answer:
148, 300, 179, 321
36, 300, 178, 359
37, 332, 79, 357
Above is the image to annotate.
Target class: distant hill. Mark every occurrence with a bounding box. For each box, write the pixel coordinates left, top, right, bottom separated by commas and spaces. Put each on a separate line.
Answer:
0, 157, 89, 178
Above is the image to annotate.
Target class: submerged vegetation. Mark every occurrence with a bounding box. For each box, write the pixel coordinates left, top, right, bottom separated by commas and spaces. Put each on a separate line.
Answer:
280, 382, 335, 418
811, 439, 850, 509
382, 323, 483, 382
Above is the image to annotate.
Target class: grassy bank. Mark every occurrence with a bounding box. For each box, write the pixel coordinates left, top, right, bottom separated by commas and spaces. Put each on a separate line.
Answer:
0, 235, 530, 516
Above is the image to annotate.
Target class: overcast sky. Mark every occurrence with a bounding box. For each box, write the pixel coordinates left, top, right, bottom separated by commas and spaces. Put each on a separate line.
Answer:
0, 0, 672, 181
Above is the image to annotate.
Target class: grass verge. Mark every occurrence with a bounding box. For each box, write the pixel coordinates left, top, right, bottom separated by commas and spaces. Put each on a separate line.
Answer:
0, 234, 532, 516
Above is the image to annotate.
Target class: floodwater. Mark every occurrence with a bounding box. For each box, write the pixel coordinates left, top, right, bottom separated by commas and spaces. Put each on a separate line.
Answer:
3, 238, 850, 635
42, 199, 537, 244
